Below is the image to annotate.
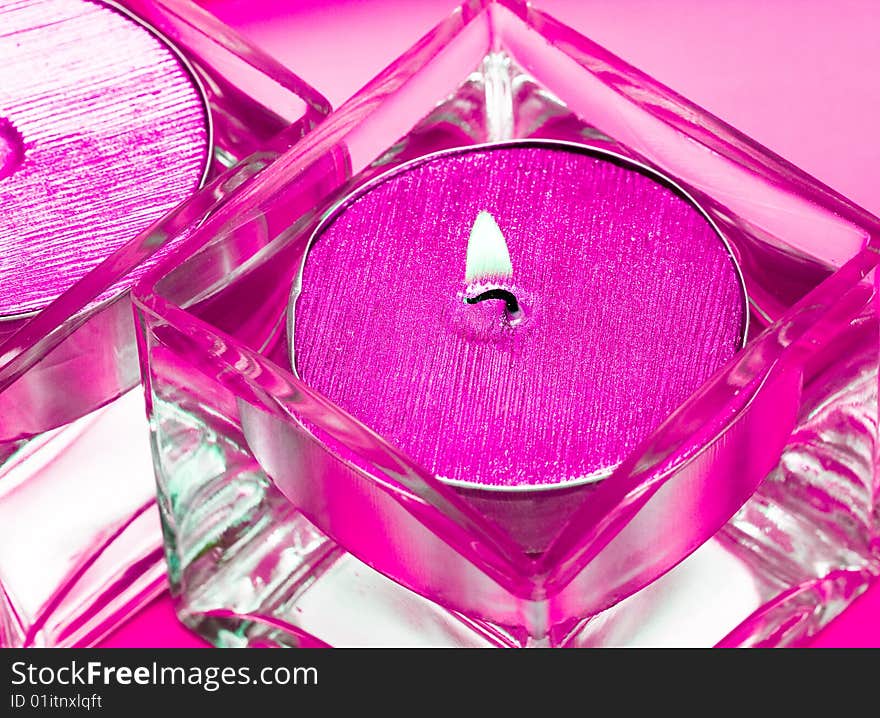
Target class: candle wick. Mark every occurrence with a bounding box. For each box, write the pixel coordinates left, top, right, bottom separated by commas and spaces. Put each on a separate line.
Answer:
0, 119, 24, 181
465, 288, 521, 317
464, 211, 522, 321
465, 211, 513, 283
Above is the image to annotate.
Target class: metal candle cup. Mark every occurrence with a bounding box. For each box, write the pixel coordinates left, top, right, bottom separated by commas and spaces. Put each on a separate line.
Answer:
290, 141, 748, 550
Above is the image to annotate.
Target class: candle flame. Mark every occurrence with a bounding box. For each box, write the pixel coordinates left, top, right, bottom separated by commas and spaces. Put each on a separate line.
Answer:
465, 211, 513, 282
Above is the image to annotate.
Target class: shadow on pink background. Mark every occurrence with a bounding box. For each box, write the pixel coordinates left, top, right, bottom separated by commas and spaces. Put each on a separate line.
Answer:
101, 0, 880, 648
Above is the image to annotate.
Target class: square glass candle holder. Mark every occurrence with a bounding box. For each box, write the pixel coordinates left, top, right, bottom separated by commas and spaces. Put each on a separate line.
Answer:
134, 0, 880, 647
0, 0, 330, 647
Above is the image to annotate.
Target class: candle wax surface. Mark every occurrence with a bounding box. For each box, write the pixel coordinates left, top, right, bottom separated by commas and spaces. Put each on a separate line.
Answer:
294, 145, 745, 489
0, 0, 208, 317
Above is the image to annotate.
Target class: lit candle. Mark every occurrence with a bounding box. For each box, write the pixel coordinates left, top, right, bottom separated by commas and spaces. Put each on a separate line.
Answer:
0, 0, 208, 320
290, 142, 746, 544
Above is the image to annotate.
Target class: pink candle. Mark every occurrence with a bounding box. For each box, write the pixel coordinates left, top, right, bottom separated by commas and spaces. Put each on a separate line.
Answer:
0, 0, 208, 318
292, 143, 746, 494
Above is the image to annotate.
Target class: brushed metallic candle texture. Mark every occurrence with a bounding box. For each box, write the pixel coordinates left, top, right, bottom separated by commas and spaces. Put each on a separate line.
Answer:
0, 0, 208, 316
295, 146, 745, 489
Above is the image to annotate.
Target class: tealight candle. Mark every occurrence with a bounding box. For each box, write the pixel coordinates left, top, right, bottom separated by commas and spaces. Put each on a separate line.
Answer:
0, 0, 208, 319
290, 142, 746, 548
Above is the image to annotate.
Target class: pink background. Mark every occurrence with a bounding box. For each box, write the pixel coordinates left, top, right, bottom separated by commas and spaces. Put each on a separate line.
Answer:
100, 0, 880, 647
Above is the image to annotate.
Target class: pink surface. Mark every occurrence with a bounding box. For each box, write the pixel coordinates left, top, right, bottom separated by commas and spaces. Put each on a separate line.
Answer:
98, 597, 207, 649
296, 145, 743, 488
99, 0, 880, 647
0, 0, 207, 316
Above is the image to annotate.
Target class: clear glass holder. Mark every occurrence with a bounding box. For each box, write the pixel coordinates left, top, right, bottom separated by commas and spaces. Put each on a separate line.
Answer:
0, 0, 329, 647
133, 0, 879, 647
